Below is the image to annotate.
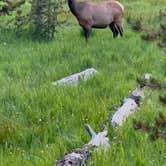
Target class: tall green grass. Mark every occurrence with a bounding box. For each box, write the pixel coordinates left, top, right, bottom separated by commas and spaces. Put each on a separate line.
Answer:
0, 0, 165, 165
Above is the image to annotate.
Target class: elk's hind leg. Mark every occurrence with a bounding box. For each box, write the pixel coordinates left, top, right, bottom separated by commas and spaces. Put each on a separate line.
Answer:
115, 23, 123, 37
109, 22, 118, 38
114, 18, 124, 37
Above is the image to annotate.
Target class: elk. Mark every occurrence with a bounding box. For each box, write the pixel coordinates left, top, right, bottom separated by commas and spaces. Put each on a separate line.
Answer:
67, 0, 124, 42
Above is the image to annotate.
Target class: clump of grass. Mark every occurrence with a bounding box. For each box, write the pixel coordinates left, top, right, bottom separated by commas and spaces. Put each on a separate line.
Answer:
126, 13, 143, 32
133, 119, 150, 132
139, 9, 166, 52
151, 12, 166, 46
0, 117, 23, 145
158, 22, 166, 51
137, 76, 162, 89
141, 31, 158, 41
133, 112, 166, 141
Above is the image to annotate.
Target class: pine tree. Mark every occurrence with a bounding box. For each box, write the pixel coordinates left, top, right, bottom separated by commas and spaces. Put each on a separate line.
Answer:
30, 0, 63, 41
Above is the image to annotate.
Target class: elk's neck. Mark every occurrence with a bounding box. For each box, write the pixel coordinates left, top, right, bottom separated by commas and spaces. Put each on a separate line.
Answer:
67, 0, 78, 16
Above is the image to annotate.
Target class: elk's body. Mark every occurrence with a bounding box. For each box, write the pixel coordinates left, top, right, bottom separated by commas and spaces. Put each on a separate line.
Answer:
68, 0, 124, 41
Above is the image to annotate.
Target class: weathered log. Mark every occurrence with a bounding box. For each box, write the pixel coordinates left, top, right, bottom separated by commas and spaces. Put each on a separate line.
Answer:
55, 124, 109, 166
55, 73, 153, 165
55, 146, 89, 166
111, 74, 151, 128
111, 98, 138, 128
52, 68, 98, 86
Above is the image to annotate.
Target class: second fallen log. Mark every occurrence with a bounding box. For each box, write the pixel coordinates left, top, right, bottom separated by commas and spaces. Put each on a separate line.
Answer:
52, 68, 98, 86
111, 74, 151, 128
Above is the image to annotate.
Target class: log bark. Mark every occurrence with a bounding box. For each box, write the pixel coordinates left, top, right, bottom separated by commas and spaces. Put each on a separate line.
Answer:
55, 146, 89, 166
52, 68, 97, 86
55, 125, 109, 166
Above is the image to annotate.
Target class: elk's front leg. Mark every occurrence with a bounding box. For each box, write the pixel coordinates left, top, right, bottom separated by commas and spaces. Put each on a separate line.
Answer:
83, 27, 91, 42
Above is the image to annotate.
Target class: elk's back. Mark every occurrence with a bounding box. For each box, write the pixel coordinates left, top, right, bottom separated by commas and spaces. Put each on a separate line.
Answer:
75, 0, 124, 27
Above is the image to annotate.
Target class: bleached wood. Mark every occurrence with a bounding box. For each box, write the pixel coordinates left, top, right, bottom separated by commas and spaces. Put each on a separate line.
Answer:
52, 68, 98, 86
85, 124, 110, 149
130, 87, 144, 98
111, 98, 138, 127
111, 74, 151, 128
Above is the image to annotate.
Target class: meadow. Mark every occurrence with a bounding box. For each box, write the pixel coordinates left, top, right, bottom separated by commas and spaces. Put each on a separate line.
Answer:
0, 0, 166, 165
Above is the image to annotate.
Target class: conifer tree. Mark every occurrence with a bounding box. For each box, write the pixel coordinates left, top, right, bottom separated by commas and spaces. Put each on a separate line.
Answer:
30, 0, 63, 41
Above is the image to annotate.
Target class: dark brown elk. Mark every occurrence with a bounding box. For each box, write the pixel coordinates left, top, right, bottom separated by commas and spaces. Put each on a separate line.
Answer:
67, 0, 124, 42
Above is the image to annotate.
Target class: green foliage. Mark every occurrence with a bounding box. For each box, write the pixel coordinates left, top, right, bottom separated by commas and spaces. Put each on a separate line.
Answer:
0, 0, 66, 40
14, 9, 27, 37
30, 0, 64, 41
0, 26, 165, 165
0, 1, 7, 7
0, 0, 165, 165
158, 9, 166, 52
126, 15, 143, 32
133, 112, 166, 141
0, 1, 10, 15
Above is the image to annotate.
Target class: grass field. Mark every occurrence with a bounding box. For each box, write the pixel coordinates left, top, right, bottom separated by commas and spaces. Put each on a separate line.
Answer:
0, 0, 166, 165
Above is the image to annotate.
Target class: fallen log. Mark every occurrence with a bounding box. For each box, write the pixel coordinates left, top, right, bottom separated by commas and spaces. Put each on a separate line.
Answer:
55, 124, 109, 166
55, 147, 89, 166
52, 68, 98, 86
111, 74, 151, 128
54, 73, 153, 165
